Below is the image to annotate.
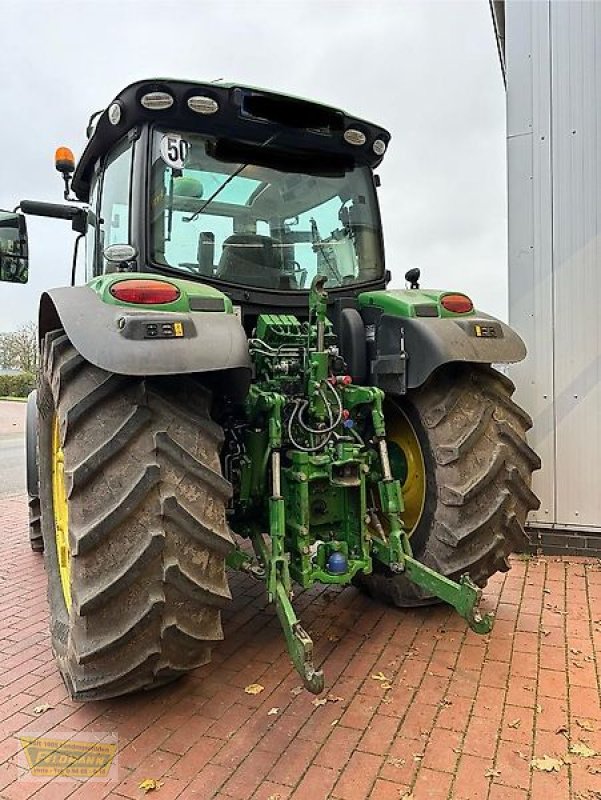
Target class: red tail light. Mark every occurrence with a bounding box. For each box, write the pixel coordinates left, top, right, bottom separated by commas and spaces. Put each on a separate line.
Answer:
110, 279, 180, 305
441, 294, 473, 314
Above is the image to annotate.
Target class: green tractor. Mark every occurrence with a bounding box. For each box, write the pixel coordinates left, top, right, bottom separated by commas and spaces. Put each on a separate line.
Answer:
0, 80, 540, 699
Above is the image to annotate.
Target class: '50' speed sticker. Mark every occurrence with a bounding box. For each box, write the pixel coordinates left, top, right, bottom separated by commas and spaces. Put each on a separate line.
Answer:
160, 133, 190, 169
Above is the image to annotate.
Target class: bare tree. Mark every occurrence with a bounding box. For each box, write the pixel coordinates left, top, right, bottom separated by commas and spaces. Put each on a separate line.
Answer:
0, 322, 38, 373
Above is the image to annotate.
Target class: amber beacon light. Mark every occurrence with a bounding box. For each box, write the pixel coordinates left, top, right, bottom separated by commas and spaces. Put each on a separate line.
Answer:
55, 147, 75, 175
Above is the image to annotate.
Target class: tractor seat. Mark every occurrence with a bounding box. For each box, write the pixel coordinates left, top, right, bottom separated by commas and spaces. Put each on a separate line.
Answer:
217, 234, 283, 289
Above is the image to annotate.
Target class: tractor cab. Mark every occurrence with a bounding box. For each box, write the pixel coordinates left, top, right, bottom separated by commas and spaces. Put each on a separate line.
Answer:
67, 79, 391, 318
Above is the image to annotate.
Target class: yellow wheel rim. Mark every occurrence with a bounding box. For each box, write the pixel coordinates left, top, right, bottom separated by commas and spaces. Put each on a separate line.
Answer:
52, 414, 71, 610
384, 400, 426, 535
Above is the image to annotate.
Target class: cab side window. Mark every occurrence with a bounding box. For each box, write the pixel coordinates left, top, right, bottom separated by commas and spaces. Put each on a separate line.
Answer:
97, 138, 134, 274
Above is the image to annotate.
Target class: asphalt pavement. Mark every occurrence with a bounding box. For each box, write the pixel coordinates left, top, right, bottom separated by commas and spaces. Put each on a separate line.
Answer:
0, 400, 26, 498
0, 436, 26, 497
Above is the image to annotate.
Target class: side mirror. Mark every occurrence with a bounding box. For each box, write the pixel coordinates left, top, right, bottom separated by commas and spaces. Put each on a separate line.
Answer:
0, 210, 28, 284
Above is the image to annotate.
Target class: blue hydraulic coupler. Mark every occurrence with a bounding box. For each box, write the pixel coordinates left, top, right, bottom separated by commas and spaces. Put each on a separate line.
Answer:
327, 551, 348, 575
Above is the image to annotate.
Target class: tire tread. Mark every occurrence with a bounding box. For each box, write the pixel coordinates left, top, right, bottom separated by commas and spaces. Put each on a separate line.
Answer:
356, 364, 540, 607
38, 331, 232, 700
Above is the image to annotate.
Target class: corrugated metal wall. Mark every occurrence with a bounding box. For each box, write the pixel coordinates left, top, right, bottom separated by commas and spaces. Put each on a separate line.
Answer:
506, 0, 601, 532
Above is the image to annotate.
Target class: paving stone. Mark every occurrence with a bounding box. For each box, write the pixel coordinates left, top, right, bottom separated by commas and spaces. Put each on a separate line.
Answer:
1, 496, 599, 798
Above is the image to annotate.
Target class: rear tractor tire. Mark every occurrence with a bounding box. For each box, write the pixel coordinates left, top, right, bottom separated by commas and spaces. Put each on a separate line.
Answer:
356, 364, 541, 606
26, 390, 43, 553
37, 330, 234, 700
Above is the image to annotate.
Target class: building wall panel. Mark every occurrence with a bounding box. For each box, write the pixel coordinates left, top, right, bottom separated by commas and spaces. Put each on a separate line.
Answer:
550, 0, 601, 528
506, 0, 556, 526
506, 0, 601, 531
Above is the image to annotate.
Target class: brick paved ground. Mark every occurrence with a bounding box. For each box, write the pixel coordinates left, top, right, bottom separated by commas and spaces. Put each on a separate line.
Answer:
1, 495, 601, 800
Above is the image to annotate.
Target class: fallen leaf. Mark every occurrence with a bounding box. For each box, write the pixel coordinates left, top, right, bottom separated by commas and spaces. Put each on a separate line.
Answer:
331, 719, 339, 727
484, 768, 501, 778
267, 707, 279, 716
290, 686, 303, 697
556, 725, 569, 737
508, 719, 521, 729
399, 793, 414, 800
267, 794, 282, 800
570, 648, 582, 655
531, 755, 563, 772
387, 756, 406, 768
139, 779, 164, 794
371, 671, 390, 682
570, 742, 597, 758
588, 766, 601, 775
536, 704, 543, 714
413, 753, 424, 761
312, 698, 327, 708
326, 694, 344, 703
327, 634, 341, 643
381, 682, 393, 690
576, 719, 595, 732
33, 704, 53, 715
244, 683, 264, 695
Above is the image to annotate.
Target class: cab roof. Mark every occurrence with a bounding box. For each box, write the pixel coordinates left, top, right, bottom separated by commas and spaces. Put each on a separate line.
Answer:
72, 78, 391, 201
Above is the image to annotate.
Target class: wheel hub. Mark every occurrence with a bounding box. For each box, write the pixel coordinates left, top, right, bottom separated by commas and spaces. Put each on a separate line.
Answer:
384, 401, 426, 535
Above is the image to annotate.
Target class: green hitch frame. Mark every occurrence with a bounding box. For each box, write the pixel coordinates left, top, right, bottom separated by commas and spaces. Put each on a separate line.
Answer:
403, 556, 493, 635
226, 276, 494, 693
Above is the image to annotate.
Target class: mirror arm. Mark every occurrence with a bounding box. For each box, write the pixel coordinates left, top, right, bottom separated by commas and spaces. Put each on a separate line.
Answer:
62, 173, 76, 202
18, 201, 87, 233
19, 200, 78, 220
71, 234, 85, 286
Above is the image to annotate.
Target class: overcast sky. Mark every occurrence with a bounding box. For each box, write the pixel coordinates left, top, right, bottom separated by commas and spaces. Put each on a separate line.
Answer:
0, 0, 506, 332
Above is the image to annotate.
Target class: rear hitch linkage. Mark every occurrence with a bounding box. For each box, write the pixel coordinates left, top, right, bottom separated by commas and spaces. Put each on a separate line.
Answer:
226, 278, 493, 693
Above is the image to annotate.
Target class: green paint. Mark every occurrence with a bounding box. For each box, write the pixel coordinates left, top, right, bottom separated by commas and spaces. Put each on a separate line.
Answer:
403, 556, 493, 634
358, 288, 476, 318
225, 548, 252, 572
88, 271, 233, 313
225, 277, 492, 691
275, 582, 324, 693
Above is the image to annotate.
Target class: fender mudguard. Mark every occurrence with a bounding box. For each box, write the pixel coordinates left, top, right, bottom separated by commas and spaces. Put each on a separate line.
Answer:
370, 312, 526, 390
39, 285, 251, 382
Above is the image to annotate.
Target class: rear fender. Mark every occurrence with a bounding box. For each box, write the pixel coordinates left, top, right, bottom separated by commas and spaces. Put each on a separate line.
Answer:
38, 282, 251, 394
367, 311, 526, 391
